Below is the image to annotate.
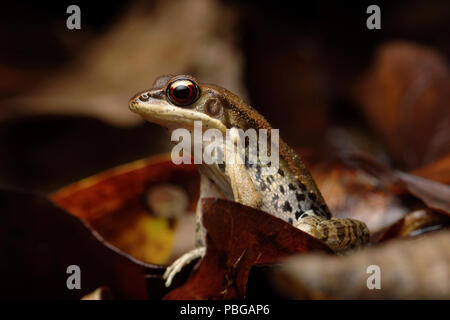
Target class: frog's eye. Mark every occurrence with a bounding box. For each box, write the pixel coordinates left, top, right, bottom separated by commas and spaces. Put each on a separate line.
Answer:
167, 79, 200, 106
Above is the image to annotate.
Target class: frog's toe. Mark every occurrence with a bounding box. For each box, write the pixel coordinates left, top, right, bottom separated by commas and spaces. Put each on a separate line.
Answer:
163, 246, 206, 287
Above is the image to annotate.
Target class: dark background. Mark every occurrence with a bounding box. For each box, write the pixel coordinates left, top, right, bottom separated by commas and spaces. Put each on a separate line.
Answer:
0, 0, 449, 193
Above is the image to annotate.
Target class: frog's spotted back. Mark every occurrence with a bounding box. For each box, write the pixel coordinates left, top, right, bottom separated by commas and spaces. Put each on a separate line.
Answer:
244, 155, 331, 226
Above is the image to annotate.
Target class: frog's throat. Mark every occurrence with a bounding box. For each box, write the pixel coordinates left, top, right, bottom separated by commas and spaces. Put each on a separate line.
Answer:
129, 100, 227, 133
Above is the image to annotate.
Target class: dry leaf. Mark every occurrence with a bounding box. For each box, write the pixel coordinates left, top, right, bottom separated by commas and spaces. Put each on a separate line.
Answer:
272, 230, 450, 299
374, 208, 450, 242
355, 41, 450, 170
312, 156, 410, 233
51, 154, 199, 265
411, 154, 450, 184
164, 198, 332, 300
0, 188, 160, 299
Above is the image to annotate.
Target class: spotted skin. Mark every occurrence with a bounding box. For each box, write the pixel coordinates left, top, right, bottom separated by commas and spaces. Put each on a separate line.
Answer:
295, 216, 369, 250
245, 158, 331, 225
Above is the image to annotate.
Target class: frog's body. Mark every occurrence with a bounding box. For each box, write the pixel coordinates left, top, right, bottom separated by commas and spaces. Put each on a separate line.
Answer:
129, 75, 369, 287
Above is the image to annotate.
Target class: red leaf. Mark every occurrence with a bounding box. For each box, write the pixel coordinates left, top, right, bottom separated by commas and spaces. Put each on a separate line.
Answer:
164, 198, 332, 300
0, 188, 162, 299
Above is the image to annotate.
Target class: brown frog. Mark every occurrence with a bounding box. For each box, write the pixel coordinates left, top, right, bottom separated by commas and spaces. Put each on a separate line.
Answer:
129, 75, 369, 286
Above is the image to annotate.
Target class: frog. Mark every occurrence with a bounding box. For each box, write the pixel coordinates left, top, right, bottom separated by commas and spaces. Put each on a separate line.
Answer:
129, 74, 369, 287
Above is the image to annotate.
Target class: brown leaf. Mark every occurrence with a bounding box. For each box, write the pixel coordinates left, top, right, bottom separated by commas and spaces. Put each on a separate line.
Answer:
51, 154, 200, 265
344, 153, 450, 213
272, 230, 450, 299
312, 153, 450, 236
374, 208, 450, 242
312, 157, 410, 233
411, 154, 450, 185
164, 198, 333, 300
0, 188, 162, 299
395, 170, 450, 214
355, 41, 450, 170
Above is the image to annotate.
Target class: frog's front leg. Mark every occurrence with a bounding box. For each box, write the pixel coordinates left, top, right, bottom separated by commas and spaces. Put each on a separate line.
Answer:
163, 174, 225, 287
295, 213, 370, 252
163, 196, 208, 287
163, 246, 206, 287
225, 127, 262, 209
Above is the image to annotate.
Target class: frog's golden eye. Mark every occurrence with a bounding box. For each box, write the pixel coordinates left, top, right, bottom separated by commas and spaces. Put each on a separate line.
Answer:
167, 79, 200, 106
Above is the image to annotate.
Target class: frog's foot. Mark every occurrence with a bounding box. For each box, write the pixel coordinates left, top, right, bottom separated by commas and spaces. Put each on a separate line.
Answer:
295, 214, 369, 252
163, 246, 206, 287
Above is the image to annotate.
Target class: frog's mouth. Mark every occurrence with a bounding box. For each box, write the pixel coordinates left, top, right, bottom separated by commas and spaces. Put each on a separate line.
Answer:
129, 96, 234, 198
129, 98, 227, 133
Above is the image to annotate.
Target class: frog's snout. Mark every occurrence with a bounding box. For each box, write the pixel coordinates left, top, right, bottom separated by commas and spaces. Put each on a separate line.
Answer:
128, 91, 148, 113
128, 99, 138, 113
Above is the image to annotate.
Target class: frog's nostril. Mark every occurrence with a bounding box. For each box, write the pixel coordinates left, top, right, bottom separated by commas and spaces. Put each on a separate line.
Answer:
128, 100, 138, 112
140, 93, 149, 102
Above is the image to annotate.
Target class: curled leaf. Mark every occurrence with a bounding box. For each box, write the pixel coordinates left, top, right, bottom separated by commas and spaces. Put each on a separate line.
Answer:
51, 154, 199, 265
374, 208, 450, 242
164, 198, 332, 300
0, 188, 161, 299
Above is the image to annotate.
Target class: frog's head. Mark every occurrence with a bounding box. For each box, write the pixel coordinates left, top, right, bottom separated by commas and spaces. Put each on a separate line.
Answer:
129, 74, 268, 133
